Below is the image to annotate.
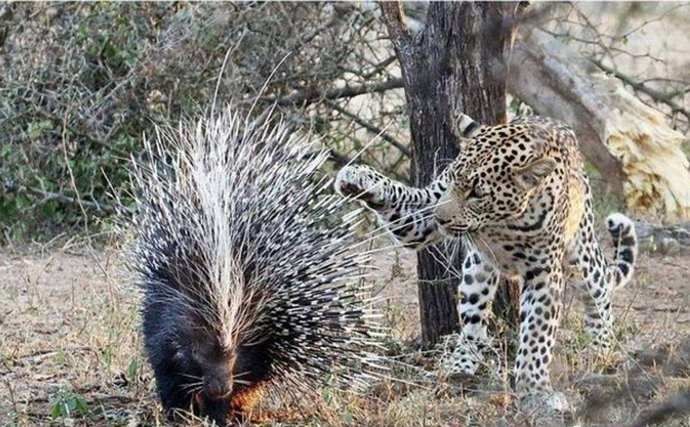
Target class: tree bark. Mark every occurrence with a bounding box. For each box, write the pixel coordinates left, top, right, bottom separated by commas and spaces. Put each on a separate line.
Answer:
380, 2, 519, 344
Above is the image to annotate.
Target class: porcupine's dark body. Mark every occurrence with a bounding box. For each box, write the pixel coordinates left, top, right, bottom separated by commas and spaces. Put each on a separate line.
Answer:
127, 109, 383, 426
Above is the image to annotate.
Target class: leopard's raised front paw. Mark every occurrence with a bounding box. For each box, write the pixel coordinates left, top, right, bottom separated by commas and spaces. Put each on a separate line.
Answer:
334, 165, 386, 209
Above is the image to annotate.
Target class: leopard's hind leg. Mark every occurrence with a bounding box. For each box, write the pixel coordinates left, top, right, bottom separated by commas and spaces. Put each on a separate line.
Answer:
567, 193, 637, 350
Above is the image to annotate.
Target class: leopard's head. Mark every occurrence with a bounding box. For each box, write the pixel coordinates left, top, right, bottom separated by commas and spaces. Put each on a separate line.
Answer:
435, 116, 557, 236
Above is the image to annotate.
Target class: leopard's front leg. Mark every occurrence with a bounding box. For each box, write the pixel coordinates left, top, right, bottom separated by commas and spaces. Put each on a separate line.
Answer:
514, 255, 569, 412
441, 245, 499, 376
335, 164, 448, 249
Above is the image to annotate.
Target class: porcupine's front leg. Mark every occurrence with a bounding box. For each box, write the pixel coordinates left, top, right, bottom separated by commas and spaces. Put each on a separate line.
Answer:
146, 324, 243, 426
148, 346, 201, 420
335, 164, 449, 249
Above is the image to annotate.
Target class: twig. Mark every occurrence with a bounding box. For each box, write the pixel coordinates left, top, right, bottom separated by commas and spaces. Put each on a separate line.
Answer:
325, 99, 410, 157
361, 55, 398, 79
591, 59, 690, 122
15, 185, 124, 214
62, 110, 90, 234
612, 304, 688, 314
262, 78, 403, 106
33, 109, 129, 159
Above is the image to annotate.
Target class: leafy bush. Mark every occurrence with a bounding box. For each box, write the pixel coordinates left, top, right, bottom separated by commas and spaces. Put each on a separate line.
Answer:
0, 2, 401, 243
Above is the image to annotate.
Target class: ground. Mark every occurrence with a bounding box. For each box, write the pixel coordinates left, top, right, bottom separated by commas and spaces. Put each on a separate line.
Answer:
1, 231, 689, 426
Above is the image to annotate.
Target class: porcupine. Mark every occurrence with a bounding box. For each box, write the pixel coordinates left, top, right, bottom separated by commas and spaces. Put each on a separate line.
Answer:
125, 107, 385, 425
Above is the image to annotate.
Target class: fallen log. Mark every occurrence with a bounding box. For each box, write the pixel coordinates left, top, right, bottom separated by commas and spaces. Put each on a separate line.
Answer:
509, 28, 690, 221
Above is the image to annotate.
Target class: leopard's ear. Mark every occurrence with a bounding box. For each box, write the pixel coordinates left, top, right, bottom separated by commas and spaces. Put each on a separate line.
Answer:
450, 111, 480, 140
513, 157, 557, 190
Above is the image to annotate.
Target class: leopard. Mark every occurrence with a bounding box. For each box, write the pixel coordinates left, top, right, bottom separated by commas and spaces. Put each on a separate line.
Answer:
334, 113, 637, 411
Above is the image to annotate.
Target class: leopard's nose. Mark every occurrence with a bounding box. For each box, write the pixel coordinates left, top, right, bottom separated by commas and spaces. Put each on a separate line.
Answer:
434, 194, 455, 225
452, 223, 470, 233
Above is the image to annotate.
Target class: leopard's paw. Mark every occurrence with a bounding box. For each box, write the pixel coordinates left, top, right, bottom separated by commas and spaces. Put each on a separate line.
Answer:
440, 351, 480, 377
334, 165, 387, 210
438, 334, 485, 378
520, 390, 573, 417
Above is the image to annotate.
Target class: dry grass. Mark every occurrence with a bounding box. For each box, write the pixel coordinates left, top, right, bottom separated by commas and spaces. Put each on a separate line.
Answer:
1, 232, 690, 426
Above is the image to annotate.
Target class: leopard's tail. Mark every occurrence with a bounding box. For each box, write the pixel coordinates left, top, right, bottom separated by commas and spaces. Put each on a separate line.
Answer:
605, 213, 638, 290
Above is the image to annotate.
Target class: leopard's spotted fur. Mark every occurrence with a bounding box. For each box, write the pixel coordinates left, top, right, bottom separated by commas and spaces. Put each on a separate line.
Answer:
335, 115, 637, 406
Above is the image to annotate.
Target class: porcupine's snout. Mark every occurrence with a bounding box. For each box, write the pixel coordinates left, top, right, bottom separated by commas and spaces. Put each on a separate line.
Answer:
203, 363, 234, 399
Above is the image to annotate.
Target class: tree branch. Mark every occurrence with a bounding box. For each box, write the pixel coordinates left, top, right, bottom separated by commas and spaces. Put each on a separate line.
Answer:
507, 29, 626, 195
591, 58, 690, 122
378, 2, 411, 47
13, 184, 123, 214
262, 78, 403, 106
325, 99, 410, 157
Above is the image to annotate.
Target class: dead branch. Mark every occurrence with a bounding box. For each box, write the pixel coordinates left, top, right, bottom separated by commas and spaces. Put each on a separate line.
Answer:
324, 99, 410, 157
262, 78, 403, 106
507, 28, 626, 194
509, 28, 690, 220
591, 58, 690, 123
628, 390, 690, 427
14, 185, 122, 214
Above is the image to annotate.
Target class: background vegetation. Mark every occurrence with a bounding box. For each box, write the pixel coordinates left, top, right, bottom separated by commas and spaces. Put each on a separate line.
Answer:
2, 2, 688, 243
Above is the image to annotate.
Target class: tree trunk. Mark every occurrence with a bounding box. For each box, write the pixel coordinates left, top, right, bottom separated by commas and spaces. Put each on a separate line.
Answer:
381, 2, 520, 345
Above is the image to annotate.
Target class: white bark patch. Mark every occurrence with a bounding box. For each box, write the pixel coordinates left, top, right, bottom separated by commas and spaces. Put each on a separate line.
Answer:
599, 76, 690, 220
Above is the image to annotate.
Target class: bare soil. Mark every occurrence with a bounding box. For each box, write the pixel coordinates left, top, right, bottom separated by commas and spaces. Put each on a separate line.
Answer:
1, 237, 689, 426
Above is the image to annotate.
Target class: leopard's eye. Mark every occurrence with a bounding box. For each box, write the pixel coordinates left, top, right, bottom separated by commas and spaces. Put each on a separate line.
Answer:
466, 187, 481, 199
466, 179, 484, 200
